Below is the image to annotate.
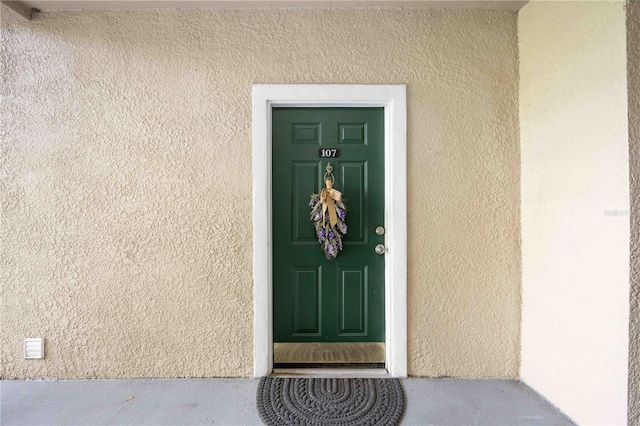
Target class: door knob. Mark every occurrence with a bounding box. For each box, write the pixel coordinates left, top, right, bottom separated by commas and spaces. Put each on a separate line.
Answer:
375, 244, 386, 255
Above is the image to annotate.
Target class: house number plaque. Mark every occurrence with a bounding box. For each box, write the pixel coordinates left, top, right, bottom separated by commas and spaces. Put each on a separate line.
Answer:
319, 149, 340, 158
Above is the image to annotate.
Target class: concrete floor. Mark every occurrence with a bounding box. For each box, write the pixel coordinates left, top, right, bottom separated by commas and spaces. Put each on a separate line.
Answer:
1, 378, 574, 425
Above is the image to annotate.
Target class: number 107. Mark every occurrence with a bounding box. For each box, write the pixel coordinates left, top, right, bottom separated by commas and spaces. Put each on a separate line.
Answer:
319, 149, 339, 158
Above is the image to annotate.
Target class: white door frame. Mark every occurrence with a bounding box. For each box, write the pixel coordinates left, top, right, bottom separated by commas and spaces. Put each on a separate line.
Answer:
252, 84, 407, 377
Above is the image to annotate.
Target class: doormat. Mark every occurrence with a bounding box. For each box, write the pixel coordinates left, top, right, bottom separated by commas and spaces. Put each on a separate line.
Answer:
256, 377, 404, 426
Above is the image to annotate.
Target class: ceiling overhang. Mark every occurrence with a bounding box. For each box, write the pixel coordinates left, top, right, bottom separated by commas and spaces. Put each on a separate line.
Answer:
2, 0, 528, 15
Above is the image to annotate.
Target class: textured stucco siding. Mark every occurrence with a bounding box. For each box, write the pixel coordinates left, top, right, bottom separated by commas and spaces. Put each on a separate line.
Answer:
629, 1, 640, 424
0, 9, 520, 379
519, 2, 630, 425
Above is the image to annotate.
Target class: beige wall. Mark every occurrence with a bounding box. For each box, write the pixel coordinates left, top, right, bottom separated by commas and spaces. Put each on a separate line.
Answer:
519, 2, 630, 424
0, 8, 521, 379
629, 1, 640, 424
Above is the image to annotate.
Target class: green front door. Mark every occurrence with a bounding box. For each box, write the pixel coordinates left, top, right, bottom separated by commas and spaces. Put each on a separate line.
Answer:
272, 107, 385, 348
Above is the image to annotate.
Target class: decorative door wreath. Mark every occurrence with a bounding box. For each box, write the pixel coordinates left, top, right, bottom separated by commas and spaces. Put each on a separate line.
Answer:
309, 163, 347, 260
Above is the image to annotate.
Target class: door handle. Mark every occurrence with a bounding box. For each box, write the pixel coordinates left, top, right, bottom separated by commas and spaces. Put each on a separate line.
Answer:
375, 244, 386, 255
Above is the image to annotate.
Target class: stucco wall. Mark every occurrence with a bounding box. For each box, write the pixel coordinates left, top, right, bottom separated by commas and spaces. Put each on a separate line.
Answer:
0, 8, 520, 379
629, 1, 640, 424
519, 2, 630, 424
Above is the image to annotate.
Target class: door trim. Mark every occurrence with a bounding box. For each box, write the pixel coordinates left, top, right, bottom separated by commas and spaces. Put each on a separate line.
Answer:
252, 84, 407, 377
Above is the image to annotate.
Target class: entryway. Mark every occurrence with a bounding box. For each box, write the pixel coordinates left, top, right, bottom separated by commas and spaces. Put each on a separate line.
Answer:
271, 107, 385, 368
252, 84, 407, 377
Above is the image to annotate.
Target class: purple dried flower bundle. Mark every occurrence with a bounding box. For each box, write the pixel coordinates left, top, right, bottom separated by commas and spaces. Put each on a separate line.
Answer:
309, 192, 347, 260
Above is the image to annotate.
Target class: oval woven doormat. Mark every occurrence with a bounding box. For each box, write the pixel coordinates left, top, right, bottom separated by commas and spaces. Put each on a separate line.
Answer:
256, 377, 404, 426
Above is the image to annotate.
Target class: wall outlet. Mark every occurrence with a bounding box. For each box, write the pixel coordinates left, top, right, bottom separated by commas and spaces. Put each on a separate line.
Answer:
24, 338, 44, 359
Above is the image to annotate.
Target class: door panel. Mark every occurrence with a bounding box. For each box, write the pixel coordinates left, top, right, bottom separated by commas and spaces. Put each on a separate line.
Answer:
273, 107, 384, 344
338, 266, 367, 335
293, 123, 321, 144
339, 123, 367, 145
291, 266, 321, 336
292, 162, 321, 243
339, 162, 367, 243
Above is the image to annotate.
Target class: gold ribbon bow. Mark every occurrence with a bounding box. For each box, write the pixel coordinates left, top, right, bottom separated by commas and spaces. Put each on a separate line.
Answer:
320, 179, 342, 228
